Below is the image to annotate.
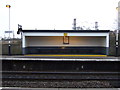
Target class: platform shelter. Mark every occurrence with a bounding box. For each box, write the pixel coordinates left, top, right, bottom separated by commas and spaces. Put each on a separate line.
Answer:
19, 30, 110, 55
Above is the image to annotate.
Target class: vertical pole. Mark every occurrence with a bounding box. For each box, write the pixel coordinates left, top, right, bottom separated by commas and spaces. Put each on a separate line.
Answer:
116, 2, 120, 57
118, 30, 120, 56
22, 35, 25, 54
95, 22, 98, 30
8, 6, 11, 55
115, 30, 118, 57
9, 7, 10, 39
117, 2, 120, 56
106, 35, 109, 55
73, 18, 76, 30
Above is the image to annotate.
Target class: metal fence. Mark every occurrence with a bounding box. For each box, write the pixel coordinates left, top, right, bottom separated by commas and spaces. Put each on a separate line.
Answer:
2, 39, 22, 55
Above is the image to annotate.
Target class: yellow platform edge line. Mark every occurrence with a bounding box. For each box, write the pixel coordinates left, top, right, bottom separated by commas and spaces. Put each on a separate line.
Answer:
25, 55, 107, 57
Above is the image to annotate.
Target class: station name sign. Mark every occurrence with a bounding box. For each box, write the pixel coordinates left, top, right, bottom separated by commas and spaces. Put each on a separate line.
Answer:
5, 31, 13, 33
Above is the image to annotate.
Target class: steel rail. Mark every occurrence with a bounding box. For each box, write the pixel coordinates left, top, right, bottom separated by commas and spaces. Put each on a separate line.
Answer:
2, 71, 120, 74
2, 71, 120, 80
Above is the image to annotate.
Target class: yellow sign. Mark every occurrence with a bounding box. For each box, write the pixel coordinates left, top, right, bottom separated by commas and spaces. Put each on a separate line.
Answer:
6, 5, 11, 8
64, 33, 68, 36
63, 33, 69, 44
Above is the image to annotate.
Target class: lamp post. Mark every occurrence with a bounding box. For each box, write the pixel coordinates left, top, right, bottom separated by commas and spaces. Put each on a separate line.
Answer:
117, 2, 120, 57
6, 5, 11, 55
115, 4, 120, 57
115, 30, 119, 57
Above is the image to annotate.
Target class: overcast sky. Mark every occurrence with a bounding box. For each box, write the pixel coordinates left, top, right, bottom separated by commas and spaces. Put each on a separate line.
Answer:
0, 0, 119, 38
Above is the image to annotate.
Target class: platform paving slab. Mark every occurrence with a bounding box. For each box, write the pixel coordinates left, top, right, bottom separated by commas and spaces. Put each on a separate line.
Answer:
0, 56, 119, 61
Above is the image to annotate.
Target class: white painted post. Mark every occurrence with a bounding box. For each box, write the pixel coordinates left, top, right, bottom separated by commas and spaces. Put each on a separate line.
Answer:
22, 35, 26, 54
106, 34, 109, 55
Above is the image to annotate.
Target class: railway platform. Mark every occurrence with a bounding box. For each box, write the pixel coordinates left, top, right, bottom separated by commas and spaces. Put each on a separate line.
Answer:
0, 55, 120, 61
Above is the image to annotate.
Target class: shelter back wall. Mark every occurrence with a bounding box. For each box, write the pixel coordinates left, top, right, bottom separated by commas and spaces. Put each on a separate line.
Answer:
25, 36, 106, 47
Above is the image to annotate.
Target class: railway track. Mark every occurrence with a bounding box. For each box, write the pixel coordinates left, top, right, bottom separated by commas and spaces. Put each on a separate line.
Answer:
2, 71, 120, 88
2, 71, 120, 80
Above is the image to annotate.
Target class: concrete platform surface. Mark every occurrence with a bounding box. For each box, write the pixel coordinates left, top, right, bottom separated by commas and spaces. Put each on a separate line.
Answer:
0, 55, 119, 61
